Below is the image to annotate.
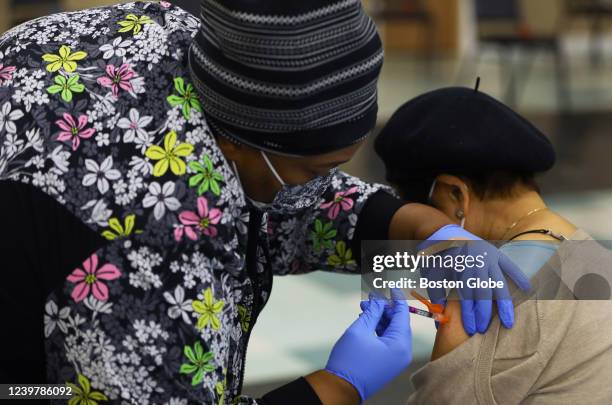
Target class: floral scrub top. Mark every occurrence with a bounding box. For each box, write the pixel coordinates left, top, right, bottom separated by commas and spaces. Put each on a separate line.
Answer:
0, 2, 403, 404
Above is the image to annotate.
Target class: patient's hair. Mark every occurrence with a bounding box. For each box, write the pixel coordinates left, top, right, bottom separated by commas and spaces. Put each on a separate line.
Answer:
455, 170, 540, 200
394, 170, 540, 203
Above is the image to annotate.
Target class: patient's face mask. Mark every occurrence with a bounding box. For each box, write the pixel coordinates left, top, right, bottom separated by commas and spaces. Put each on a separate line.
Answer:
233, 151, 336, 215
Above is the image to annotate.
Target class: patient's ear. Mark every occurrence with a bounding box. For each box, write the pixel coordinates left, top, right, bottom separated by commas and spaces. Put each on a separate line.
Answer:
436, 174, 471, 217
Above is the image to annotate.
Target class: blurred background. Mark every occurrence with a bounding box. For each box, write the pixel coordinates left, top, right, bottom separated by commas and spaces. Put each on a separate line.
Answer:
2, 0, 612, 403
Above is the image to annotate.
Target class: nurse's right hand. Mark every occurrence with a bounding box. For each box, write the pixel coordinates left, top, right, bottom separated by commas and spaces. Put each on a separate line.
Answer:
325, 288, 412, 402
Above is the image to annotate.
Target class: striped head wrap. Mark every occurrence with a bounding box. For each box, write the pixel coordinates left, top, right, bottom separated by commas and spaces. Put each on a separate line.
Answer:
188, 0, 383, 156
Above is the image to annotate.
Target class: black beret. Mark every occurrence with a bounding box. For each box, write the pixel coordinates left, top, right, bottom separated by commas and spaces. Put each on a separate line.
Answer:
374, 87, 556, 202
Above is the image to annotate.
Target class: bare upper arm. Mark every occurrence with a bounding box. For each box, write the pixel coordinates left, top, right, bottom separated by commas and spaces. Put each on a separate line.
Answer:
431, 299, 470, 361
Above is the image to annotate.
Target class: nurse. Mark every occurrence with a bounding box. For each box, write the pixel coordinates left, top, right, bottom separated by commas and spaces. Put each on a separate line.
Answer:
0, 2, 527, 404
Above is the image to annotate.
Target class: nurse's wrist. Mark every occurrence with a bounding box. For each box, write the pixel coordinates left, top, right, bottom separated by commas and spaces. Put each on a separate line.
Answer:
305, 370, 360, 405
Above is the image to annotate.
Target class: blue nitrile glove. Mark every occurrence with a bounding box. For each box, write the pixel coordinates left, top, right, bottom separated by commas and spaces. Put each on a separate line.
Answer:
420, 225, 531, 335
360, 293, 394, 336
326, 288, 412, 401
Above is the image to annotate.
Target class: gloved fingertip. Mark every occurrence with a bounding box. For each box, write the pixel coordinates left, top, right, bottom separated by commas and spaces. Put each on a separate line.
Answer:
477, 320, 490, 334
368, 296, 385, 313
427, 287, 447, 304
498, 301, 515, 329
500, 315, 514, 329
358, 297, 385, 331
516, 277, 532, 292
390, 287, 407, 301
360, 300, 369, 312
461, 301, 477, 336
384, 303, 394, 318
390, 293, 408, 316
430, 298, 447, 308
475, 301, 492, 334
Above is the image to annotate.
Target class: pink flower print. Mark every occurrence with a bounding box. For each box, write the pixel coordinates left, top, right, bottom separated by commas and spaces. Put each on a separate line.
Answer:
97, 63, 135, 97
0, 64, 16, 84
176, 197, 222, 241
55, 113, 96, 151
66, 253, 121, 303
319, 186, 359, 219
173, 224, 185, 242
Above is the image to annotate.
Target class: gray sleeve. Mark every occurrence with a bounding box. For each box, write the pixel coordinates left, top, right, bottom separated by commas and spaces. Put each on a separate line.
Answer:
407, 300, 544, 405
406, 334, 483, 405
520, 301, 612, 405
408, 242, 612, 405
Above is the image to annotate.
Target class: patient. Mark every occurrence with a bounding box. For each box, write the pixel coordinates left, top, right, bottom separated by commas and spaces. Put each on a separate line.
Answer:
375, 87, 612, 404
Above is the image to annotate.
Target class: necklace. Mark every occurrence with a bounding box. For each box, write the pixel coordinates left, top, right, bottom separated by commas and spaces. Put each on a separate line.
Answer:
501, 207, 548, 240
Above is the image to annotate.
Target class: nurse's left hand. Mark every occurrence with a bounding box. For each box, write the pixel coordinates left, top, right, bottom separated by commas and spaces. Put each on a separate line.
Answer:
420, 225, 531, 335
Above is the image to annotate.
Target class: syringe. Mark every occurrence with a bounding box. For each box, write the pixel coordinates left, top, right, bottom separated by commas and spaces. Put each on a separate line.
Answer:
408, 305, 450, 325
409, 290, 450, 325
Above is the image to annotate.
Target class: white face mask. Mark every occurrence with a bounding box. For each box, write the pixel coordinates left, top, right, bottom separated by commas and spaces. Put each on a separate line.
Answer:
428, 179, 466, 228
233, 151, 337, 215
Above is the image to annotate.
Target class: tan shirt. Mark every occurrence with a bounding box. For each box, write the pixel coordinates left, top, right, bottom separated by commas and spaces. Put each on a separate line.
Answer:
407, 230, 612, 405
